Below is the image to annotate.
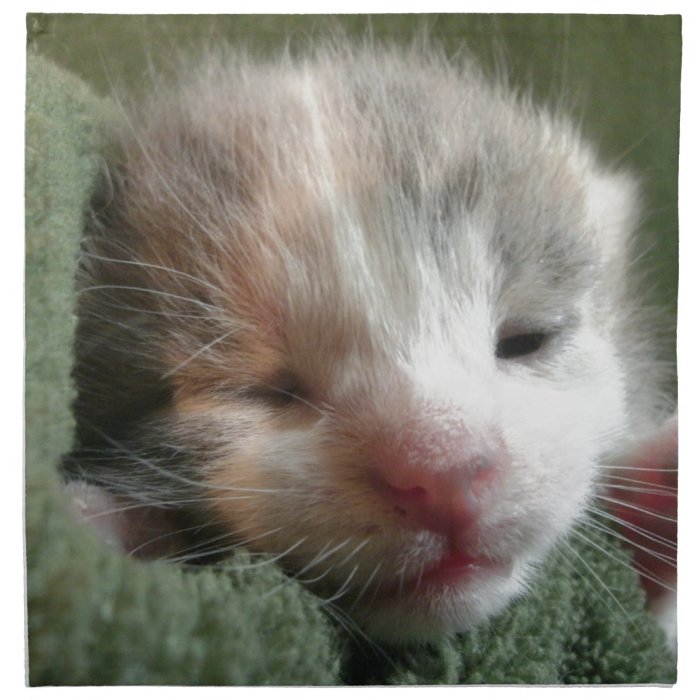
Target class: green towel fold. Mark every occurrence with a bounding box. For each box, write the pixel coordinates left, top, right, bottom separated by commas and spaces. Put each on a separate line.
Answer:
24, 51, 675, 686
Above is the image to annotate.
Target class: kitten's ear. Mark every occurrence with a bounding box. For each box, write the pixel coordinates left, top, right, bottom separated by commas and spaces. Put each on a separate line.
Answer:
584, 170, 640, 266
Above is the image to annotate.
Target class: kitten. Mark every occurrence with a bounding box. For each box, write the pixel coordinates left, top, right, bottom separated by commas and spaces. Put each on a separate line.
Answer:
63, 43, 675, 642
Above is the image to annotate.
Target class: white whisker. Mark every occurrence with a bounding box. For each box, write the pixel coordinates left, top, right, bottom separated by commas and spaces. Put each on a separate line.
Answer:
79, 284, 221, 312
597, 495, 677, 523
604, 483, 677, 498
81, 251, 225, 294
588, 505, 676, 549
559, 536, 640, 631
162, 330, 236, 378
601, 473, 676, 491
349, 561, 382, 612
581, 516, 676, 568
222, 536, 309, 573
323, 564, 360, 605
598, 465, 678, 474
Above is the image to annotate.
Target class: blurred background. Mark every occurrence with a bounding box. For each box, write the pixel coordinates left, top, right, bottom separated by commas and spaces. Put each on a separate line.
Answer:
26, 13, 680, 371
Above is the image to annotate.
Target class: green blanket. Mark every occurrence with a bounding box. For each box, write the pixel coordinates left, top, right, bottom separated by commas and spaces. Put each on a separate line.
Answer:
25, 51, 676, 686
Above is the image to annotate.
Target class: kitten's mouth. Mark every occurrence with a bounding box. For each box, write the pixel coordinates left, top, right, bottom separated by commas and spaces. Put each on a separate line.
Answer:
373, 549, 512, 600
416, 550, 488, 587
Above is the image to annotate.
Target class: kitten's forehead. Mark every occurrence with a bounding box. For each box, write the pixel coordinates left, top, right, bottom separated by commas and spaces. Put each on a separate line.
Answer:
115, 50, 610, 372
267, 64, 599, 330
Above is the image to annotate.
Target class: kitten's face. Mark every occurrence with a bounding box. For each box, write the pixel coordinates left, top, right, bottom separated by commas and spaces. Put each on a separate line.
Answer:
163, 190, 627, 641
75, 49, 636, 641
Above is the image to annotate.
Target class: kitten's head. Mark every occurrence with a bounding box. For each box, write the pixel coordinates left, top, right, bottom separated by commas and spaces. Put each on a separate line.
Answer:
72, 46, 653, 641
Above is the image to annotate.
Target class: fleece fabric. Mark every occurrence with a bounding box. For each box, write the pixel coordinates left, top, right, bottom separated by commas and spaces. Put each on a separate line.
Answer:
25, 51, 676, 686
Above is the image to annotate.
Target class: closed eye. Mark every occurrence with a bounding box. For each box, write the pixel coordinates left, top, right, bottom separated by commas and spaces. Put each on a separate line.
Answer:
243, 371, 307, 407
496, 332, 547, 360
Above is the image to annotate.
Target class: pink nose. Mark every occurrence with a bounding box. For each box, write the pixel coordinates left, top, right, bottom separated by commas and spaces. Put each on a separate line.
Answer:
376, 455, 495, 537
371, 416, 501, 540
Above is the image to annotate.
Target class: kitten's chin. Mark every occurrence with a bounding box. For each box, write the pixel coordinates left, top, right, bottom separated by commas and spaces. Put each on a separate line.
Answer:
343, 557, 528, 644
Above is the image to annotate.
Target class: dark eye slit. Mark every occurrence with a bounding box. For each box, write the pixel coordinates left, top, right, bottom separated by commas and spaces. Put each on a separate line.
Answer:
242, 371, 307, 406
496, 332, 546, 360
